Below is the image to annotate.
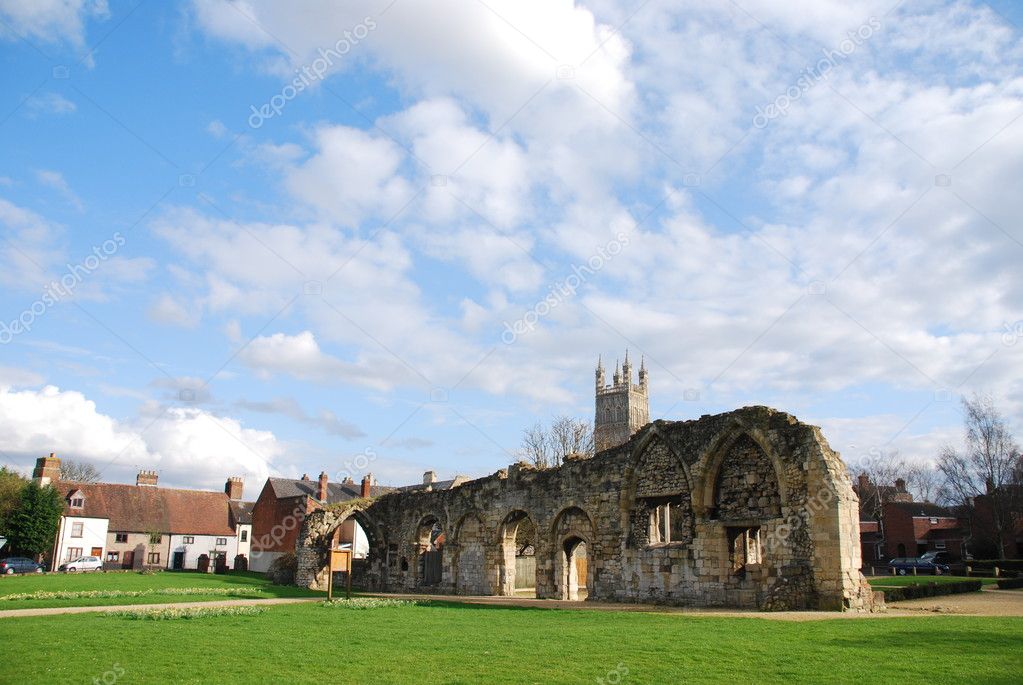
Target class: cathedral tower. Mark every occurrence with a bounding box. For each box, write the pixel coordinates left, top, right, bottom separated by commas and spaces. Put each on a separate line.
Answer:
594, 350, 649, 452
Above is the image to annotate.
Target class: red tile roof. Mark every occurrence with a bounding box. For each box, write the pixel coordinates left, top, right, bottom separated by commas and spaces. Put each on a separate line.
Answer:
59, 482, 236, 536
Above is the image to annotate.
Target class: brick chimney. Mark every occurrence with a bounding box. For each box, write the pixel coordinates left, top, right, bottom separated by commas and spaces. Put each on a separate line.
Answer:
423, 470, 437, 486
137, 472, 158, 488
318, 471, 329, 502
857, 473, 870, 492
32, 453, 62, 486
225, 476, 243, 500
360, 473, 372, 498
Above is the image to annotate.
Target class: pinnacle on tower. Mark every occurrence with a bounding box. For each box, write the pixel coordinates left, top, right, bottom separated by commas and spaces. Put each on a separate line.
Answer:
613, 359, 621, 386
622, 348, 632, 385
595, 355, 605, 389
639, 354, 647, 387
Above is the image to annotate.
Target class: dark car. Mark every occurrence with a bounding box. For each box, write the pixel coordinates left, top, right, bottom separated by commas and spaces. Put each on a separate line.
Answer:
888, 556, 951, 575
918, 551, 953, 566
0, 557, 44, 575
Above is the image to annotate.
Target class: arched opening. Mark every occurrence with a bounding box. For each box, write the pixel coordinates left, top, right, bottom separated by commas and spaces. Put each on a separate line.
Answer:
552, 506, 595, 600
325, 515, 374, 590
560, 537, 589, 601
453, 514, 488, 595
499, 510, 537, 597
415, 515, 444, 587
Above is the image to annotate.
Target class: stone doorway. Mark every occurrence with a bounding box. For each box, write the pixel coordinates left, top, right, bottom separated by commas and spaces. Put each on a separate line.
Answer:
499, 510, 537, 597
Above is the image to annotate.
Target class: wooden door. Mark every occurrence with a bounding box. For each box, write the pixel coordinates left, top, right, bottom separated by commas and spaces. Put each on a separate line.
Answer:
122, 551, 133, 569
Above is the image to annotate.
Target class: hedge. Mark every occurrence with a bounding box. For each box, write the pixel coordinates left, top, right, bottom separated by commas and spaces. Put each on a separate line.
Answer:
881, 580, 982, 602
996, 577, 1023, 590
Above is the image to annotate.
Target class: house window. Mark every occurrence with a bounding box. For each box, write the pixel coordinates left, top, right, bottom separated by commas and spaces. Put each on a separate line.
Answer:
70, 497, 84, 508
216, 538, 227, 546
935, 540, 947, 550
147, 552, 160, 565
114, 533, 128, 543
149, 534, 162, 544
727, 527, 761, 576
66, 547, 82, 561
240, 530, 248, 542
929, 517, 938, 524
71, 522, 84, 538
183, 536, 195, 544
107, 551, 119, 562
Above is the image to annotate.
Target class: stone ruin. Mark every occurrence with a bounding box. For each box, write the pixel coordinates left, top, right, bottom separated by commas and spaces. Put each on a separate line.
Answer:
295, 406, 882, 611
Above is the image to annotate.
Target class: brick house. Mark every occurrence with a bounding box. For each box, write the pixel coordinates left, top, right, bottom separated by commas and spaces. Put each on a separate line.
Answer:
970, 487, 1023, 559
249, 472, 393, 573
882, 500, 965, 560
34, 454, 253, 571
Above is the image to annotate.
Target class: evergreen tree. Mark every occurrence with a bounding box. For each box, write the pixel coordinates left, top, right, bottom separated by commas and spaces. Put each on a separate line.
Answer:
0, 467, 26, 537
7, 482, 63, 558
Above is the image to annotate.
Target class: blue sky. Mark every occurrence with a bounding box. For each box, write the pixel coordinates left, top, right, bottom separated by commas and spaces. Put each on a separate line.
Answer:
1, 0, 1021, 494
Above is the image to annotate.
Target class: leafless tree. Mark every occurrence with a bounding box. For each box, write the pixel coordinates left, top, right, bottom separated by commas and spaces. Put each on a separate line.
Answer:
937, 394, 1022, 559
906, 463, 943, 504
520, 416, 594, 469
847, 449, 911, 523
60, 460, 101, 483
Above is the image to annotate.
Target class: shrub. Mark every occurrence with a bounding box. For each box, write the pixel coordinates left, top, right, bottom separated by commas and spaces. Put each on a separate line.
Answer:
266, 553, 297, 586
882, 580, 982, 602
996, 577, 1023, 590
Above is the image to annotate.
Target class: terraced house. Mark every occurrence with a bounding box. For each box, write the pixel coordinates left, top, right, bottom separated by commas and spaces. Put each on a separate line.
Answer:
34, 455, 253, 572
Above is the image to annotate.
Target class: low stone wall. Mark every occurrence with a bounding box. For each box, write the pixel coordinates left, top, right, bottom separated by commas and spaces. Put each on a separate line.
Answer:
295, 406, 881, 611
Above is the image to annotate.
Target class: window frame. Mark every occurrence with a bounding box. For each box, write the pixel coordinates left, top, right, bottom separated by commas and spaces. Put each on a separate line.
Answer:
71, 522, 84, 538
147, 552, 161, 565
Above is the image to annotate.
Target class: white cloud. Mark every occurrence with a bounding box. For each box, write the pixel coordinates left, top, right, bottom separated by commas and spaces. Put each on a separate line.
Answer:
0, 383, 284, 490
24, 92, 76, 117
148, 293, 201, 328
0, 0, 108, 51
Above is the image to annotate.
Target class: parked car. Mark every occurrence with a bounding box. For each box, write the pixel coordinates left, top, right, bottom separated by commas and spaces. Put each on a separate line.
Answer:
0, 557, 44, 575
888, 556, 951, 575
918, 551, 953, 566
58, 555, 103, 573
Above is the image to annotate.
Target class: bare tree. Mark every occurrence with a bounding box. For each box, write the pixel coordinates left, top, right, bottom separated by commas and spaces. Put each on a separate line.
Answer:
847, 449, 911, 524
937, 394, 1022, 559
905, 463, 942, 503
60, 460, 101, 483
520, 416, 594, 469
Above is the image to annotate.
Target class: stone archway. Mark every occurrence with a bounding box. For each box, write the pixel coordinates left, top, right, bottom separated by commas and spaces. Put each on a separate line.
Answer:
295, 501, 381, 590
498, 510, 537, 597
414, 514, 444, 588
551, 506, 595, 601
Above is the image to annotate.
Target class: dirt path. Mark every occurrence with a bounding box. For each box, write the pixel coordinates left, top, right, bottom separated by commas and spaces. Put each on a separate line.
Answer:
881, 586, 1023, 617
0, 596, 318, 619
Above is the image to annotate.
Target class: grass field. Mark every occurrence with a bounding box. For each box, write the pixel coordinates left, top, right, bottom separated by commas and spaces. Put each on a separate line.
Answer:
0, 601, 1020, 684
868, 575, 998, 588
0, 570, 322, 609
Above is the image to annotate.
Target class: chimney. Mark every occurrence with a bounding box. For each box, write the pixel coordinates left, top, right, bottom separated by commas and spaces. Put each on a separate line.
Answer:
137, 469, 159, 487
32, 453, 62, 486
318, 471, 329, 502
894, 478, 906, 493
225, 476, 243, 500
342, 476, 355, 485
857, 473, 870, 492
423, 470, 437, 486
301, 473, 310, 481
360, 473, 372, 498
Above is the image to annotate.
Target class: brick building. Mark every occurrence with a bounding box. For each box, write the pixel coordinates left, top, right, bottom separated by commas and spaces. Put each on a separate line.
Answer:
34, 454, 252, 571
248, 471, 391, 572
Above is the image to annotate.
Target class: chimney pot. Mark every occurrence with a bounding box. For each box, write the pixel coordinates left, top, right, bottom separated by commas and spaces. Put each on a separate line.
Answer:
360, 473, 372, 498
895, 478, 906, 492
423, 470, 437, 485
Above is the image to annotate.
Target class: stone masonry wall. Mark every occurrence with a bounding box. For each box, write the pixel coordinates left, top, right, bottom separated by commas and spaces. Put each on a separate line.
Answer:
295, 406, 881, 611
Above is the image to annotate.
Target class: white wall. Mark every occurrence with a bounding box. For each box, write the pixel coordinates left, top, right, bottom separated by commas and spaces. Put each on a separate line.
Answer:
248, 550, 281, 573
167, 534, 240, 570
53, 516, 109, 570
236, 524, 252, 561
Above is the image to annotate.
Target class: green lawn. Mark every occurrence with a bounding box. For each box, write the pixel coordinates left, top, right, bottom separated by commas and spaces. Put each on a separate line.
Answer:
868, 575, 999, 588
0, 570, 322, 609
0, 602, 1019, 684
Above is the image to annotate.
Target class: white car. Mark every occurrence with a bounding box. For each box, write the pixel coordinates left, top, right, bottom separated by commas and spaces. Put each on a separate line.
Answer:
59, 555, 104, 572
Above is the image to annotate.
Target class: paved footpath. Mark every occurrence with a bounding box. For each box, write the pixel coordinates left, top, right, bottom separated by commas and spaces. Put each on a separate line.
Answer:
0, 596, 319, 619
3, 587, 1020, 621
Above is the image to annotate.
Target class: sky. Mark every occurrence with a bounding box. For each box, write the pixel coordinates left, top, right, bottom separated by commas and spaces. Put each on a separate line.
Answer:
0, 0, 1021, 495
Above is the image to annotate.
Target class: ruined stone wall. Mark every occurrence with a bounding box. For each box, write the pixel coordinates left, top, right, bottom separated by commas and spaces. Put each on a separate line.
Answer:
295, 406, 881, 611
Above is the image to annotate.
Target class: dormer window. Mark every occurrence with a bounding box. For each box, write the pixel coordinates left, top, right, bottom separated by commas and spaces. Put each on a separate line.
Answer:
68, 491, 84, 509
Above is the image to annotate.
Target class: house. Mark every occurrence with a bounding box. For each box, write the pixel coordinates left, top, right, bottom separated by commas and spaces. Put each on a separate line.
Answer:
34, 454, 254, 571
853, 473, 966, 565
249, 471, 394, 573
970, 486, 1023, 559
